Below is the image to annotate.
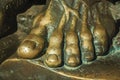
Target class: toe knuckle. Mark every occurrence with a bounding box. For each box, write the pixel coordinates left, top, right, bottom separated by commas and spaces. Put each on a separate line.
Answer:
95, 28, 106, 35
80, 32, 92, 40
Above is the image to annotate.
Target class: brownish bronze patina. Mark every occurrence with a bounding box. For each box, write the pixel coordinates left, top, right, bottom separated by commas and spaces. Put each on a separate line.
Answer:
17, 0, 116, 68
0, 0, 120, 80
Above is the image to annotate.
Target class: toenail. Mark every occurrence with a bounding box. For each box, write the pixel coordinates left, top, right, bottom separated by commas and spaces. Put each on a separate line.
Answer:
22, 40, 36, 49
47, 54, 59, 63
17, 40, 40, 58
45, 54, 62, 67
67, 55, 80, 67
84, 52, 94, 61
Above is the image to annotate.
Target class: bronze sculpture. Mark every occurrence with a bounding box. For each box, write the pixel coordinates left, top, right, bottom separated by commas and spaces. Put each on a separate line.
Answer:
17, 0, 116, 68
0, 0, 120, 80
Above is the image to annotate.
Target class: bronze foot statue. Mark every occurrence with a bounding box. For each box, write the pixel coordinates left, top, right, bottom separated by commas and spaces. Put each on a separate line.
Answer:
16, 0, 116, 69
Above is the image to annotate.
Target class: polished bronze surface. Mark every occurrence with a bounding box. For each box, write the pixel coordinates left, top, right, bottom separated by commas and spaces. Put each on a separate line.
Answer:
17, 0, 117, 69
0, 0, 120, 80
0, 31, 120, 79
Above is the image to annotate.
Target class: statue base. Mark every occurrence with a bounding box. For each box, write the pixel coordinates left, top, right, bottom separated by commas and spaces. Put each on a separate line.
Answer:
0, 5, 120, 80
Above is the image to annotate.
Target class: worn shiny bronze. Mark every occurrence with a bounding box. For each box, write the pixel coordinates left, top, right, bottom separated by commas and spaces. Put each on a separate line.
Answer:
17, 0, 116, 68
0, 0, 120, 80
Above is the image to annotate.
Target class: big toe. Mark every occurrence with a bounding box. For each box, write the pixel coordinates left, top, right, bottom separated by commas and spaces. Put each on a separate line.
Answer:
17, 40, 37, 58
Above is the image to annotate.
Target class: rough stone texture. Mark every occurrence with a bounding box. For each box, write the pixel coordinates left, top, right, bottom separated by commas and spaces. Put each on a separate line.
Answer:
110, 1, 120, 20
0, 3, 120, 80
0, 34, 19, 63
17, 5, 45, 34
0, 0, 46, 38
